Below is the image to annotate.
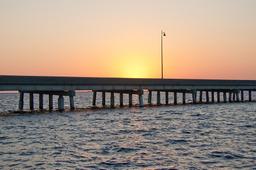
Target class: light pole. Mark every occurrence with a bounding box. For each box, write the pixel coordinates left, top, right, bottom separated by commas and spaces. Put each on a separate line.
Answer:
161, 30, 166, 79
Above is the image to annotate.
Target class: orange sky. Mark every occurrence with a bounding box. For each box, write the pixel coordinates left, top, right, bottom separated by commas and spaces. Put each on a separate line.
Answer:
0, 0, 256, 79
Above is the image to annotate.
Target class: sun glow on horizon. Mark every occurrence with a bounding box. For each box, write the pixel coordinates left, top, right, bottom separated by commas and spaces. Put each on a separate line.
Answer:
121, 62, 150, 78
114, 52, 160, 78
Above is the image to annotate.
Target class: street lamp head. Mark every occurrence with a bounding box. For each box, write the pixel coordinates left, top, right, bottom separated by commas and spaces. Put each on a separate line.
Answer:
161, 30, 166, 37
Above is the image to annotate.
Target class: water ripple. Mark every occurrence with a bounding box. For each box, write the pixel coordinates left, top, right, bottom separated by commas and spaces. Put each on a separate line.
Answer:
0, 93, 256, 169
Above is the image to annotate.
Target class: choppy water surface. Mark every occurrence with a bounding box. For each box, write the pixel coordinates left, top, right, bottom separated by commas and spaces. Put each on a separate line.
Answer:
0, 92, 256, 169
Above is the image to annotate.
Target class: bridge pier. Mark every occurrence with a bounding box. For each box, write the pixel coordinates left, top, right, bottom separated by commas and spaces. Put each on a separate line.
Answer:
49, 94, 53, 111
234, 91, 237, 102
233, 91, 236, 102
18, 91, 24, 111
212, 90, 215, 103
120, 93, 124, 107
233, 92, 236, 102
39, 94, 44, 110
192, 91, 197, 104
235, 91, 238, 102
173, 91, 177, 105
249, 90, 252, 102
110, 92, 115, 108
165, 91, 169, 105
29, 93, 34, 110
241, 90, 244, 102
67, 91, 75, 111
200, 91, 203, 103
229, 91, 232, 103
199, 91, 202, 103
69, 95, 75, 110
148, 90, 152, 105
156, 91, 160, 105
217, 91, 220, 103
139, 93, 144, 107
92, 91, 97, 107
102, 92, 106, 106
58, 95, 64, 111
205, 91, 209, 103
223, 92, 227, 103
232, 91, 235, 102
230, 91, 233, 102
183, 92, 186, 104
90, 90, 144, 108
129, 93, 133, 107
17, 90, 75, 112
236, 91, 240, 102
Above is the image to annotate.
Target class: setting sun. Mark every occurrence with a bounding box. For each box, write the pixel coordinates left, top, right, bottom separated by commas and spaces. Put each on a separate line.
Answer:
120, 60, 150, 78
114, 50, 160, 78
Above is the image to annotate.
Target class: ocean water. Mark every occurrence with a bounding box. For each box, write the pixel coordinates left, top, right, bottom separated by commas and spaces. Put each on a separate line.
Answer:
0, 92, 256, 169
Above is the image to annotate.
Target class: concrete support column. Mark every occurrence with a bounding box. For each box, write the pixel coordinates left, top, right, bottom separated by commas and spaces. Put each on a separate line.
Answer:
102, 92, 106, 106
29, 93, 34, 110
120, 93, 123, 107
249, 90, 252, 102
199, 91, 202, 103
211, 91, 215, 103
39, 93, 44, 110
217, 91, 220, 103
49, 94, 53, 111
223, 92, 227, 103
129, 93, 133, 107
241, 90, 244, 102
58, 95, 64, 111
236, 92, 240, 102
69, 95, 75, 110
192, 91, 197, 104
233, 92, 236, 102
92, 91, 97, 106
232, 92, 236, 102
228, 91, 232, 103
183, 92, 186, 104
174, 91, 177, 105
148, 90, 152, 105
139, 91, 144, 107
19, 91, 24, 111
165, 91, 169, 105
157, 91, 161, 106
206, 91, 209, 103
110, 92, 115, 108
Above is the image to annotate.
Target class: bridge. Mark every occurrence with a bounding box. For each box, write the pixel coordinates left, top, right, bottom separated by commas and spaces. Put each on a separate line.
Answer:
0, 75, 256, 111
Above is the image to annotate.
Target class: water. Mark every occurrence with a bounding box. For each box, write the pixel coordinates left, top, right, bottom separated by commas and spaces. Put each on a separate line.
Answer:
0, 92, 256, 169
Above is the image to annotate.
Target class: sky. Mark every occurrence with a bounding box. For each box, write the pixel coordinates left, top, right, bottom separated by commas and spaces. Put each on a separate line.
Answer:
0, 0, 255, 79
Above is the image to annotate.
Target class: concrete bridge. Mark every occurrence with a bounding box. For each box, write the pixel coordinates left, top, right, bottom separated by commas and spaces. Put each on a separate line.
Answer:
0, 75, 256, 111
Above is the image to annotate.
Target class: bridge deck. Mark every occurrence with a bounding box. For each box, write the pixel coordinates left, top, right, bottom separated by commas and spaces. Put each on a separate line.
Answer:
1, 75, 256, 91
